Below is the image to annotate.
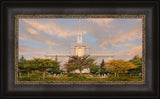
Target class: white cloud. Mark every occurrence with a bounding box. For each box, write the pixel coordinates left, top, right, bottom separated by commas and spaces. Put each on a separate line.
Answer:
22, 19, 87, 38
115, 45, 142, 60
99, 24, 142, 49
19, 45, 45, 54
19, 18, 143, 60
87, 18, 113, 26
26, 27, 38, 35
26, 55, 46, 60
19, 45, 47, 59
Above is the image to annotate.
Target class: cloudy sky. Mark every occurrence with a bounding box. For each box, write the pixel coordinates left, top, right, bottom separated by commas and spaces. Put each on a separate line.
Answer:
18, 18, 142, 60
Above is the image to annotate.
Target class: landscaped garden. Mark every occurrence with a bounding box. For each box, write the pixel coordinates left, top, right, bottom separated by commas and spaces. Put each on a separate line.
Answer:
18, 73, 142, 81
18, 55, 142, 81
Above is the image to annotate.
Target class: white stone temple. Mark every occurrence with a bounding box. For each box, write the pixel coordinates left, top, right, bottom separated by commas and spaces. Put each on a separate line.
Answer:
45, 21, 114, 73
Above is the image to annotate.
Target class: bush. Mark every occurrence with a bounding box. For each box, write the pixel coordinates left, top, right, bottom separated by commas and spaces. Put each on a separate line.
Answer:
68, 73, 74, 77
18, 73, 142, 81
99, 69, 106, 74
72, 74, 79, 78
78, 76, 86, 79
68, 75, 89, 81
108, 77, 130, 81
19, 77, 31, 81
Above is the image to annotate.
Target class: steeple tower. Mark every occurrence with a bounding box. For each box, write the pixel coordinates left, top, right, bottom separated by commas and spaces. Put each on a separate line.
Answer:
77, 20, 83, 44
77, 32, 83, 43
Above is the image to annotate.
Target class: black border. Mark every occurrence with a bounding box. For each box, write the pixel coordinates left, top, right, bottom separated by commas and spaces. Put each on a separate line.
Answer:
1, 0, 159, 98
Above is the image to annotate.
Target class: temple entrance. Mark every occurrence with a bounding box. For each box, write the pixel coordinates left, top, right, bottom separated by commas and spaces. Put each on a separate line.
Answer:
77, 47, 83, 56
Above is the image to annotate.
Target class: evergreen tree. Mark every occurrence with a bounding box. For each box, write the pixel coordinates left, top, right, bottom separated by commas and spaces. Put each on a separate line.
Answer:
55, 55, 58, 61
19, 55, 25, 61
18, 55, 26, 70
129, 55, 142, 74
100, 59, 105, 70
99, 59, 106, 74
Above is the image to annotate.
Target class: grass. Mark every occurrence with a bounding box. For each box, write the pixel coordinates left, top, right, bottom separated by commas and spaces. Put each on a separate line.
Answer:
18, 73, 142, 81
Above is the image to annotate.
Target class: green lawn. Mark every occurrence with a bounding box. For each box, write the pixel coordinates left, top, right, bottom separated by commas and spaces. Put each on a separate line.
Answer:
18, 73, 142, 81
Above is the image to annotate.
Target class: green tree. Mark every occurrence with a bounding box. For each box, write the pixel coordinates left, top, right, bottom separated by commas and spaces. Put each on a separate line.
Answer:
128, 55, 142, 76
99, 69, 106, 75
55, 55, 58, 61
18, 55, 26, 76
65, 55, 95, 75
34, 58, 53, 80
99, 59, 106, 74
48, 60, 61, 74
90, 65, 99, 74
100, 59, 105, 69
23, 60, 37, 78
104, 59, 137, 77
18, 55, 26, 70
19, 55, 25, 61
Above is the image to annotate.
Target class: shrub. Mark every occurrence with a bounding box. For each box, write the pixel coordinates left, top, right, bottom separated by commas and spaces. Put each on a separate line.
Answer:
19, 77, 31, 81
68, 73, 74, 77
108, 77, 130, 81
72, 74, 79, 78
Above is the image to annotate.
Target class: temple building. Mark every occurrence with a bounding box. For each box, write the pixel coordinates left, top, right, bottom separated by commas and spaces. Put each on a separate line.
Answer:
45, 32, 114, 73
45, 21, 114, 73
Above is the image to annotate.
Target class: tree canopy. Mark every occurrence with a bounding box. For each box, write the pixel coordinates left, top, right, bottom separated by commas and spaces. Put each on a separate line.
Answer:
128, 55, 142, 74
90, 65, 99, 74
47, 60, 62, 74
100, 59, 105, 69
99, 59, 106, 74
103, 59, 137, 77
18, 57, 61, 79
65, 55, 95, 75
18, 55, 26, 70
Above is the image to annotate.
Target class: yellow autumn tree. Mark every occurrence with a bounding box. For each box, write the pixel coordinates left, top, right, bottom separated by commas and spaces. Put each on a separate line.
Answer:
103, 59, 137, 77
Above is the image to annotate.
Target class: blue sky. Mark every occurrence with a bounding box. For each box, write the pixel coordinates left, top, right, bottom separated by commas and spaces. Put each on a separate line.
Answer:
18, 18, 142, 60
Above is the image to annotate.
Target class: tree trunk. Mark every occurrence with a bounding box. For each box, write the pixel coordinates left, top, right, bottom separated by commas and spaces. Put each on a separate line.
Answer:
117, 73, 119, 77
114, 72, 116, 77
130, 73, 132, 77
80, 70, 82, 76
43, 71, 45, 80
27, 71, 30, 78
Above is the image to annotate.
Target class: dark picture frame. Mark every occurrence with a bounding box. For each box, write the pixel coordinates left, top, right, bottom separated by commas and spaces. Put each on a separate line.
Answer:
1, 0, 159, 98
14, 14, 146, 85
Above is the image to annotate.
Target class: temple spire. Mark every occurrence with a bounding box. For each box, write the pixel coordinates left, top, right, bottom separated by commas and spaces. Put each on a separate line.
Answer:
77, 20, 83, 43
